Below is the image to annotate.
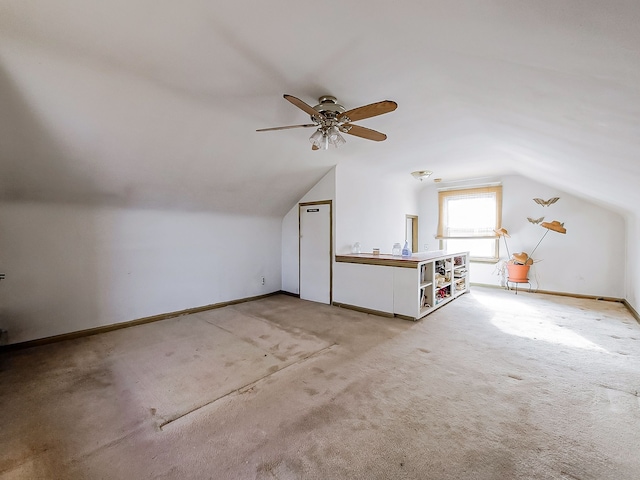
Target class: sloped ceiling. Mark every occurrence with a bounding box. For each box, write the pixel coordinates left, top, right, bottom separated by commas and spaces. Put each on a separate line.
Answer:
1, 1, 639, 216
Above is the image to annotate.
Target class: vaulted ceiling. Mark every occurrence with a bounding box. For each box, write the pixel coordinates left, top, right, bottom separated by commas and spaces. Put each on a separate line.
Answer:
1, 1, 639, 216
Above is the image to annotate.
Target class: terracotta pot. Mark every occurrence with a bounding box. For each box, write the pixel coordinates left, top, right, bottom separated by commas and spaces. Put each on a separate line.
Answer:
507, 263, 530, 283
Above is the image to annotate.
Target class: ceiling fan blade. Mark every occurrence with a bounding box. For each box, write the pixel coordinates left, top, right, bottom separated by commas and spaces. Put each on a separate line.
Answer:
256, 124, 316, 132
338, 100, 397, 123
284, 94, 325, 120
343, 124, 387, 141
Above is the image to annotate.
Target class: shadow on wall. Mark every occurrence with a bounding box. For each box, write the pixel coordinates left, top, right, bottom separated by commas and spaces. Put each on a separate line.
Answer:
0, 64, 102, 344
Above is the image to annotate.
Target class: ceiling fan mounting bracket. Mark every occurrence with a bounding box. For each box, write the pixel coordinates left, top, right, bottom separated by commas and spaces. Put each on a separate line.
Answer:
318, 95, 338, 104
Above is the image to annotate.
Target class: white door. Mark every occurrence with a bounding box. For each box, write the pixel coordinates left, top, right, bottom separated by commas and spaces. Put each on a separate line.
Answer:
300, 202, 331, 304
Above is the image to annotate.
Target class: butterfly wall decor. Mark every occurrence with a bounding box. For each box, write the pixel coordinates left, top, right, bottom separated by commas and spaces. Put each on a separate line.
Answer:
533, 197, 560, 207
527, 217, 545, 224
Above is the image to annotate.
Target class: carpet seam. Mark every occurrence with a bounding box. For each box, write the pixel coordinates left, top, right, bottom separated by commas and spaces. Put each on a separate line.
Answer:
158, 343, 338, 430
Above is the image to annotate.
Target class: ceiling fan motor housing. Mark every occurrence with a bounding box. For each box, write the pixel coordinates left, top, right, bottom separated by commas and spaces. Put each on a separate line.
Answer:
312, 95, 346, 121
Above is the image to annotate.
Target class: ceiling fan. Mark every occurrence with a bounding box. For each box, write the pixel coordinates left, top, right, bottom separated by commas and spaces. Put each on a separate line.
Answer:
257, 94, 397, 150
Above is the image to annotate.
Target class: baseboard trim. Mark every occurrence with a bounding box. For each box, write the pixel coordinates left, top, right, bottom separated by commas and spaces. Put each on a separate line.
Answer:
470, 283, 507, 290
332, 302, 394, 318
5, 288, 637, 351
622, 299, 640, 324
1, 291, 285, 352
470, 282, 625, 303
278, 290, 300, 298
533, 289, 623, 303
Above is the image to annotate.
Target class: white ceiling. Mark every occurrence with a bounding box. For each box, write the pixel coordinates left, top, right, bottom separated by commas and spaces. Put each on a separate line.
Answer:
1, 1, 639, 216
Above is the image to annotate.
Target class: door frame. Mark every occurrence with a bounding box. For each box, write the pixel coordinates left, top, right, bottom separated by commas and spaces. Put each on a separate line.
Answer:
299, 200, 333, 304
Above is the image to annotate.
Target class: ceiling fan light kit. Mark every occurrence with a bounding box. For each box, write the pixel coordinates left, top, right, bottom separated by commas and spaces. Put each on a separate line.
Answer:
258, 94, 397, 151
411, 170, 433, 181
308, 124, 347, 150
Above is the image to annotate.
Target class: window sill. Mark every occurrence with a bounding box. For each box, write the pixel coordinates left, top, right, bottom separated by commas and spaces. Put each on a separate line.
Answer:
470, 257, 500, 264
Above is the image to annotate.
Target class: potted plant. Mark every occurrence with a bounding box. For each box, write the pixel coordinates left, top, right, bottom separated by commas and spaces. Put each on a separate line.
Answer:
495, 220, 567, 283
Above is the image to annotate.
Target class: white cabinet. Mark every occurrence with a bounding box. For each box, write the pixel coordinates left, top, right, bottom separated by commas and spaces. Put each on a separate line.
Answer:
335, 251, 469, 320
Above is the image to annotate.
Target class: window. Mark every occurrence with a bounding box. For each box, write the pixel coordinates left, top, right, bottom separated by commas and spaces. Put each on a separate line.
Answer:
437, 185, 502, 261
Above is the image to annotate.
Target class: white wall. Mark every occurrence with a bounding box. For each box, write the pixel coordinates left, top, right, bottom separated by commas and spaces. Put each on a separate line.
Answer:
281, 168, 336, 295
0, 202, 282, 344
625, 212, 640, 314
281, 164, 418, 299
335, 164, 419, 255
332, 164, 419, 306
418, 175, 625, 298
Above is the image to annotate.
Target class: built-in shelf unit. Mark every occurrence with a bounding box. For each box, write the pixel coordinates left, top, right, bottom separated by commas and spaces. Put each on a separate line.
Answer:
334, 251, 469, 320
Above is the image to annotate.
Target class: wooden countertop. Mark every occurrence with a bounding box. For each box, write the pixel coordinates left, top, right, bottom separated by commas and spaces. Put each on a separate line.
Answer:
335, 251, 459, 268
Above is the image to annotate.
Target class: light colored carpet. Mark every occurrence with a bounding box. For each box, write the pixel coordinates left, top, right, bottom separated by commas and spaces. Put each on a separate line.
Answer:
1, 287, 638, 479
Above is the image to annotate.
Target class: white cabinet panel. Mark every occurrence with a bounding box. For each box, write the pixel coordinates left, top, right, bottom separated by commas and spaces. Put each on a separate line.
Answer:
333, 262, 394, 314
393, 267, 418, 317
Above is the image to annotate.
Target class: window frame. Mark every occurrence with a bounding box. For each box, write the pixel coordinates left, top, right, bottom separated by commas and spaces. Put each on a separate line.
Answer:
436, 185, 502, 262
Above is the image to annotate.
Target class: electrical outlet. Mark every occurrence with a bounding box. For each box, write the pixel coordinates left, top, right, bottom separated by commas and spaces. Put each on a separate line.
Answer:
261, 276, 265, 285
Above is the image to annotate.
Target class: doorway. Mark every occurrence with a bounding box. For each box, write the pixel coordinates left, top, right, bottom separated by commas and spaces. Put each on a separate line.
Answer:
299, 201, 332, 304
405, 215, 418, 252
